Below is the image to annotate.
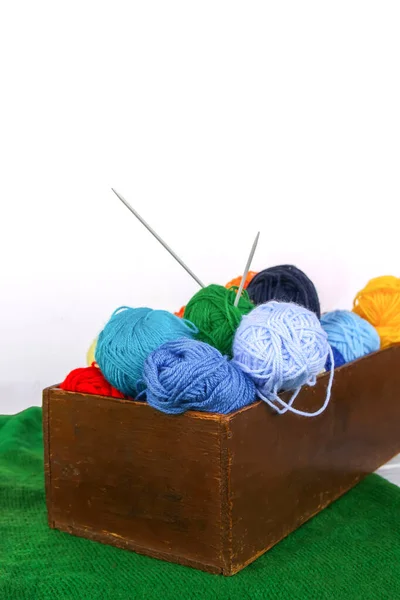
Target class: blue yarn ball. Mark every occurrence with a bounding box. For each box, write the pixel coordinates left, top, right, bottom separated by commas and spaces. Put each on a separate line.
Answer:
142, 338, 256, 415
232, 301, 329, 405
325, 345, 346, 371
320, 310, 380, 363
95, 306, 198, 396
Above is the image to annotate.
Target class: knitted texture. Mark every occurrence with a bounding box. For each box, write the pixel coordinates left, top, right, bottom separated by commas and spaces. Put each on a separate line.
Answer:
2, 408, 400, 600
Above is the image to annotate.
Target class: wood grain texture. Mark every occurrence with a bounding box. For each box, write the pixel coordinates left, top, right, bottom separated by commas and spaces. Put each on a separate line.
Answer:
44, 390, 225, 572
42, 387, 54, 527
225, 345, 400, 574
43, 345, 400, 576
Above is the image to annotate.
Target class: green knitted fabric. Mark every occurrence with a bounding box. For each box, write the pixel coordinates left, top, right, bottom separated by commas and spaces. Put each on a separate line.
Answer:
1, 407, 400, 600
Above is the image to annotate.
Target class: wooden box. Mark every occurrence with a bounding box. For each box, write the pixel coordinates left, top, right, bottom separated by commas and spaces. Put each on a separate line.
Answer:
43, 345, 400, 575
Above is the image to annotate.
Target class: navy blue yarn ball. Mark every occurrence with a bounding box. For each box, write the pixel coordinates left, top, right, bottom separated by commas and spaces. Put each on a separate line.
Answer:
246, 264, 321, 318
325, 345, 346, 371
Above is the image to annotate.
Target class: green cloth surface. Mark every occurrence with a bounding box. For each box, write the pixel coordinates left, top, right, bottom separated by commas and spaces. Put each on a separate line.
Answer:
1, 407, 400, 600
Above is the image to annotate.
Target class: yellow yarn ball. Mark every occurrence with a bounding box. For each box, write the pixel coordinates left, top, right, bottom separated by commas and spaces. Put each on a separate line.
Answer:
353, 275, 400, 349
86, 337, 98, 367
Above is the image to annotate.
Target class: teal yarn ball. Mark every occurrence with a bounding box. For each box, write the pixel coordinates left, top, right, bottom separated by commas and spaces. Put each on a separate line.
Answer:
320, 310, 380, 363
95, 306, 198, 397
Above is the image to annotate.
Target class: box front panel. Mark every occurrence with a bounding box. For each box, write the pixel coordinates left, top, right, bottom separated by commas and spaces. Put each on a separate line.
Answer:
44, 392, 224, 571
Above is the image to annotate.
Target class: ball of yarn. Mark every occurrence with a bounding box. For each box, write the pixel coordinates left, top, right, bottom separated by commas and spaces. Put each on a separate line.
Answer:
174, 272, 257, 319
86, 337, 98, 366
321, 310, 380, 363
246, 265, 321, 318
60, 365, 126, 398
143, 338, 256, 414
183, 284, 254, 357
353, 275, 400, 349
325, 345, 346, 371
175, 272, 257, 318
232, 301, 331, 417
225, 271, 257, 290
95, 306, 198, 397
174, 306, 185, 318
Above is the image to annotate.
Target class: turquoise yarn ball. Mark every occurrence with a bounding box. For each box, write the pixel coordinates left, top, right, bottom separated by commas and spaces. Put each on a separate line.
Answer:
95, 306, 198, 397
320, 310, 380, 363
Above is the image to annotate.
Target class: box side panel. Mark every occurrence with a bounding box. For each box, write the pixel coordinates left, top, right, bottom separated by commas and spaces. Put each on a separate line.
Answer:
227, 345, 400, 574
46, 392, 223, 573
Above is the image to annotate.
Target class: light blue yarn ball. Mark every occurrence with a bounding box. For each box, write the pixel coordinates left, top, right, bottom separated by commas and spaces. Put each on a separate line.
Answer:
142, 338, 256, 415
232, 301, 330, 402
320, 310, 380, 363
95, 306, 198, 396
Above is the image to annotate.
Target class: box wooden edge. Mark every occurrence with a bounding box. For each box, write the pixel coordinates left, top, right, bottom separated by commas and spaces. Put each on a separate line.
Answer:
223, 345, 400, 421
51, 521, 223, 574
42, 386, 55, 528
219, 418, 233, 575
227, 474, 366, 575
47, 386, 225, 423
44, 346, 400, 425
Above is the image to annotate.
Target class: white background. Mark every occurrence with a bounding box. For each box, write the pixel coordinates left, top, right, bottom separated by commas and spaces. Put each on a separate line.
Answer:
1, 2, 399, 417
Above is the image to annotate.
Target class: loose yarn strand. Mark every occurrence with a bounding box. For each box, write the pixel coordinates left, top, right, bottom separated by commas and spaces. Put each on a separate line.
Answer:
233, 301, 332, 418
258, 345, 334, 417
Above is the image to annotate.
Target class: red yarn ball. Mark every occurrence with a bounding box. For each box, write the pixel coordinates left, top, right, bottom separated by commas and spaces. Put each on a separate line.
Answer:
60, 364, 126, 398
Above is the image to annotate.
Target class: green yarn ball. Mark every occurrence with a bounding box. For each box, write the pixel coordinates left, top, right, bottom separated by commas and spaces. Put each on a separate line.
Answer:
184, 284, 254, 357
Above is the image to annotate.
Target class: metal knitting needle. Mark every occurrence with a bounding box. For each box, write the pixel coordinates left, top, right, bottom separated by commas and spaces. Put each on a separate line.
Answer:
233, 231, 260, 307
111, 188, 205, 288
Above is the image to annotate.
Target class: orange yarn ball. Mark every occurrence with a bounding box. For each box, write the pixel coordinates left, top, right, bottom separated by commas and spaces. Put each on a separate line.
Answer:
353, 275, 400, 349
174, 306, 185, 318
225, 271, 257, 290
